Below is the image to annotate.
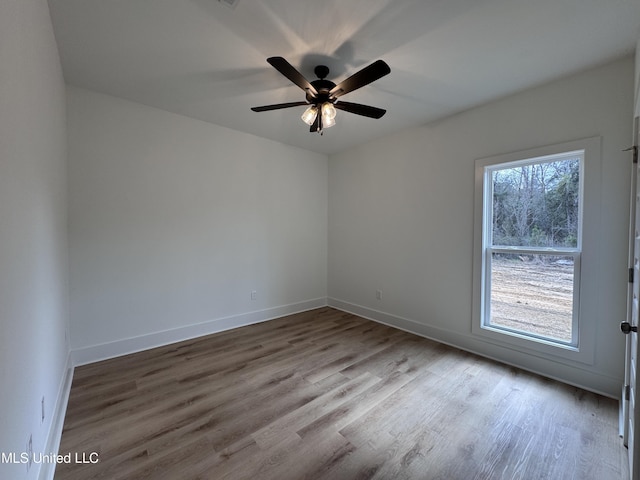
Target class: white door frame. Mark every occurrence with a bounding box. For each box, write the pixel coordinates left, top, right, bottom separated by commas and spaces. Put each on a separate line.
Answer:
623, 117, 640, 479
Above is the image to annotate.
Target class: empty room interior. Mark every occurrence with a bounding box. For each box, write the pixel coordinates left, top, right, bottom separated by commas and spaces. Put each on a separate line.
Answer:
3, 0, 640, 479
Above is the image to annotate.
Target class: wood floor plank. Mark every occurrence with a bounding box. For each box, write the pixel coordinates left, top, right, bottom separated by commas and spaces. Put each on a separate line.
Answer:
55, 307, 629, 480
251, 372, 381, 449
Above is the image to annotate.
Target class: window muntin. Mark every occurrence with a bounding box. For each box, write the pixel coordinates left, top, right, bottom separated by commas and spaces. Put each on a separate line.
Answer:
481, 152, 583, 348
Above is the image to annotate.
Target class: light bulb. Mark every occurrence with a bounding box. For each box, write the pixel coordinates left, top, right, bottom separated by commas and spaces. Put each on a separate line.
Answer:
301, 106, 317, 125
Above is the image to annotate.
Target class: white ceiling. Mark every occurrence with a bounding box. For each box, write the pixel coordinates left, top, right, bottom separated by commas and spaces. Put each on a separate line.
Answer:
48, 0, 640, 155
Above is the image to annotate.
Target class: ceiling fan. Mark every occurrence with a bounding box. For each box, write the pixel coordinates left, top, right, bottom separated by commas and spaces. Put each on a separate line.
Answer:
251, 57, 391, 134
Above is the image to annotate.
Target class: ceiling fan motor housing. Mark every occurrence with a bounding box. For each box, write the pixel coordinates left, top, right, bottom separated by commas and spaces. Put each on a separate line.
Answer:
307, 71, 336, 106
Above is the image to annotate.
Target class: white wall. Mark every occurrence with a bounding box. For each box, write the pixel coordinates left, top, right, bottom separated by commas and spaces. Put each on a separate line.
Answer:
328, 56, 634, 397
0, 1, 71, 479
67, 87, 328, 362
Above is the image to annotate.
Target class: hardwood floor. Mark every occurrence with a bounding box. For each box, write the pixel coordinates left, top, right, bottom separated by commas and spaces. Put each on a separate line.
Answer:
55, 307, 629, 480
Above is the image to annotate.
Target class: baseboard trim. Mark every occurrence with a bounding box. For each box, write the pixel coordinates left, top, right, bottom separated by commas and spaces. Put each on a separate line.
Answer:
72, 298, 328, 366
38, 352, 74, 480
327, 297, 621, 399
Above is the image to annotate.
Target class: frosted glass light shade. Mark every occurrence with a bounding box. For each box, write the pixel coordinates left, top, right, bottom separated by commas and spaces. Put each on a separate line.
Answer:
301, 106, 317, 125
322, 114, 336, 128
321, 102, 336, 120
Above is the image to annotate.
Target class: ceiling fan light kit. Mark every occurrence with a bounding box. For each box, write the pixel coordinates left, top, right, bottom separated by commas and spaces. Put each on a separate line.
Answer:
301, 102, 336, 130
251, 57, 390, 135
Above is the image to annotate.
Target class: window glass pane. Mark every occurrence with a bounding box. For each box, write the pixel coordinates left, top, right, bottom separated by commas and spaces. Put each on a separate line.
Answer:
489, 252, 574, 343
491, 158, 580, 248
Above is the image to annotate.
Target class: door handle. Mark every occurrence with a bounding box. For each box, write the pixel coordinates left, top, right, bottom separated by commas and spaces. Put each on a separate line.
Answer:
621, 321, 638, 334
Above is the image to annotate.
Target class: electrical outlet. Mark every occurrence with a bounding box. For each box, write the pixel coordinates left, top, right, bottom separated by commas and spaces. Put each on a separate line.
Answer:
376, 290, 382, 300
41, 396, 45, 424
251, 290, 257, 301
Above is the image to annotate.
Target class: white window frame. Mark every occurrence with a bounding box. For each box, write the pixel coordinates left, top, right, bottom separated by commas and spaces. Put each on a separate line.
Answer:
472, 137, 601, 364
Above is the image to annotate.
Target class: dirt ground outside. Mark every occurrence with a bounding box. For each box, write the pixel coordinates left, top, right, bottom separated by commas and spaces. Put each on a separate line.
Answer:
490, 255, 574, 343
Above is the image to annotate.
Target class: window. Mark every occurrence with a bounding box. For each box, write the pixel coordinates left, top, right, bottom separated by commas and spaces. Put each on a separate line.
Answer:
484, 152, 582, 346
473, 138, 599, 362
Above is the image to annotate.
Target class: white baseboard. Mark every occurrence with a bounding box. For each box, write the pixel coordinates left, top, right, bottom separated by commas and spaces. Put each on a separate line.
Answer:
327, 297, 621, 399
72, 298, 328, 366
38, 352, 74, 480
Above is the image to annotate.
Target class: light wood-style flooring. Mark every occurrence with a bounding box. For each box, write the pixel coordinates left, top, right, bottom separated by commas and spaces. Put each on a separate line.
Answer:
55, 307, 629, 479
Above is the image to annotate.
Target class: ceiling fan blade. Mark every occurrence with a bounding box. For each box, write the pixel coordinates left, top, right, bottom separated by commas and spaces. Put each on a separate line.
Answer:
251, 101, 309, 112
267, 57, 318, 97
329, 60, 390, 98
334, 101, 386, 119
